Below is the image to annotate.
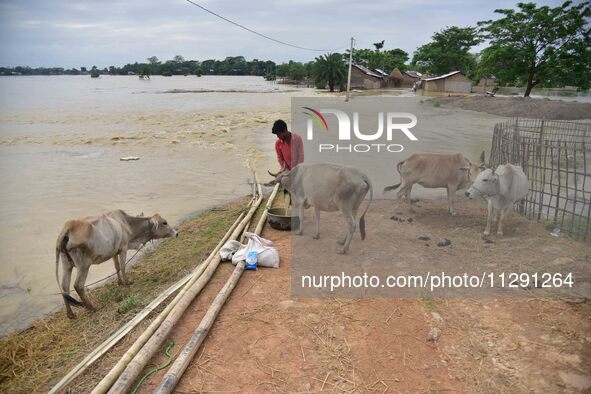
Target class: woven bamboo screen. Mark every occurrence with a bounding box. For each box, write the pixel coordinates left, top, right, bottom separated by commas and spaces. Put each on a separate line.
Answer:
490, 118, 591, 242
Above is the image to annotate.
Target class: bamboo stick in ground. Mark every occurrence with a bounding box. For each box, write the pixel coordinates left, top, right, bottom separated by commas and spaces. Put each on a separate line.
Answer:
103, 193, 264, 394
255, 183, 280, 235
91, 207, 249, 394
154, 183, 278, 394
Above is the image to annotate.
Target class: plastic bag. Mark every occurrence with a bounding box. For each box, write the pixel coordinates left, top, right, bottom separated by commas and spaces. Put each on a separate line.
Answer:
219, 240, 242, 261
230, 232, 280, 268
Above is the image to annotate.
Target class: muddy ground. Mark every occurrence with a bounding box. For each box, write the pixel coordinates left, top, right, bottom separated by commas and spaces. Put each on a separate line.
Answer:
126, 196, 591, 393
430, 96, 591, 120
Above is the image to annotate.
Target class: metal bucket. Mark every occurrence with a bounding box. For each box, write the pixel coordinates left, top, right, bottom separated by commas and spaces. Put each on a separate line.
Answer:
267, 207, 299, 231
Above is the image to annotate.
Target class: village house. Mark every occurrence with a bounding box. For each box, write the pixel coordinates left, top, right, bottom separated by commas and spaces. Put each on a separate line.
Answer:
388, 68, 422, 88
472, 76, 497, 94
420, 70, 472, 95
350, 64, 387, 89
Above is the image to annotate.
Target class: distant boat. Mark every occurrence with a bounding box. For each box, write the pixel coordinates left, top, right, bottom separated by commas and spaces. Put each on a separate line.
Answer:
90, 69, 100, 78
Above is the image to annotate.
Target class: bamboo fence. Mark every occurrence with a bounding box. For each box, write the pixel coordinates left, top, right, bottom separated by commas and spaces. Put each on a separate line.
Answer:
489, 118, 591, 242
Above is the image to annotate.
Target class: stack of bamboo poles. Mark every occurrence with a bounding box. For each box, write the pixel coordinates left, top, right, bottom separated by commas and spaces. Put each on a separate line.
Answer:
48, 181, 279, 393
153, 183, 278, 393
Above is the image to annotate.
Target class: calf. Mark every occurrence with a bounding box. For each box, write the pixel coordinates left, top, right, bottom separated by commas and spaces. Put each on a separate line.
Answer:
55, 210, 178, 318
383, 151, 485, 215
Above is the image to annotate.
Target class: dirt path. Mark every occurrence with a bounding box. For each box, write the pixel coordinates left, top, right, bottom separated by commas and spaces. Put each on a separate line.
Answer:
431, 96, 591, 120
136, 197, 591, 393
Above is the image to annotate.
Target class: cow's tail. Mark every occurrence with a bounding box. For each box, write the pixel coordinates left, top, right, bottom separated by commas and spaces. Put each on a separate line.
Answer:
359, 175, 373, 241
55, 230, 84, 307
383, 160, 404, 193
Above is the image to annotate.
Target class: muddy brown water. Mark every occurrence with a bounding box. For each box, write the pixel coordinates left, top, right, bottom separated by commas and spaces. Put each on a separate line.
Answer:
0, 76, 504, 336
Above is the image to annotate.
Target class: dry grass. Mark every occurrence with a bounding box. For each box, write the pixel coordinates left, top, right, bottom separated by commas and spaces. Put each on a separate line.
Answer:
0, 196, 254, 393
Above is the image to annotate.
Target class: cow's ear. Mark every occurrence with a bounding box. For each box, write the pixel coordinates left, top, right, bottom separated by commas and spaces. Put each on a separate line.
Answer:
150, 216, 159, 230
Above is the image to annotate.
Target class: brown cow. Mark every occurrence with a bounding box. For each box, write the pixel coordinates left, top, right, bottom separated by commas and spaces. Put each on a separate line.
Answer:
383, 152, 486, 215
55, 210, 178, 318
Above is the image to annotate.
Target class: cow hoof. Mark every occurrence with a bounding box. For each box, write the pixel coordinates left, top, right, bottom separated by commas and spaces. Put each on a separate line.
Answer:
450, 211, 457, 216
313, 235, 320, 240
67, 313, 76, 319
338, 250, 348, 255
497, 231, 504, 237
294, 230, 303, 236
483, 231, 490, 237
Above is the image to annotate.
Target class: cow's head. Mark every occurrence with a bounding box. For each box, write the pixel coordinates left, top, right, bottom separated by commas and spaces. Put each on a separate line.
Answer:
149, 214, 179, 239
265, 169, 293, 192
458, 151, 487, 189
465, 168, 496, 198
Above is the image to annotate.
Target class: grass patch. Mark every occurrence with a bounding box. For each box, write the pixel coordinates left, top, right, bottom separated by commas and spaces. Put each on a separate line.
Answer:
0, 195, 257, 393
117, 296, 140, 315
421, 298, 436, 311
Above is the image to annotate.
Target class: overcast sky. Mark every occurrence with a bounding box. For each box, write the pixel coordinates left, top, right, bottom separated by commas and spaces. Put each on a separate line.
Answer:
0, 0, 564, 68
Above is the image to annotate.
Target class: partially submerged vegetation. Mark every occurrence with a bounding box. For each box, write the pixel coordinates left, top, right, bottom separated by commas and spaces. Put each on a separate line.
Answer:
0, 196, 255, 393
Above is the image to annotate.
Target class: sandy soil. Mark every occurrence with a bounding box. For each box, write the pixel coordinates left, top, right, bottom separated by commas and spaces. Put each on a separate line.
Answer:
132, 197, 591, 393
431, 96, 591, 120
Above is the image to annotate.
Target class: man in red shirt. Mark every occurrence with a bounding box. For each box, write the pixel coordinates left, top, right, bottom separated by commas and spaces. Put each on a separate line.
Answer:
272, 119, 304, 172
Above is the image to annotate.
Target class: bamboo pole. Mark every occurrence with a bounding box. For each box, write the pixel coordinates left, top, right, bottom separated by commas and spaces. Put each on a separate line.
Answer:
49, 270, 192, 394
256, 184, 280, 235
91, 207, 248, 394
154, 184, 278, 394
104, 193, 264, 394
154, 260, 246, 394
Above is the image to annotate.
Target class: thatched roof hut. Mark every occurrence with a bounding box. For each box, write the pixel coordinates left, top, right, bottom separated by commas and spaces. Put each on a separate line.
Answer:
389, 68, 421, 88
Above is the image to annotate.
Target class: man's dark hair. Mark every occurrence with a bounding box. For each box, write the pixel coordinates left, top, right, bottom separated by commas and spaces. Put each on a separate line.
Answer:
272, 119, 288, 134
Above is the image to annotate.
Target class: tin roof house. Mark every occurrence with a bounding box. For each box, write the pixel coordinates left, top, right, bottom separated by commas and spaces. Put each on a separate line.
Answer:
420, 71, 472, 95
350, 64, 387, 89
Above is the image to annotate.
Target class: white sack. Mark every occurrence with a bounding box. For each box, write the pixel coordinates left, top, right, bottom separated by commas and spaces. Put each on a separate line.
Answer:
230, 232, 280, 268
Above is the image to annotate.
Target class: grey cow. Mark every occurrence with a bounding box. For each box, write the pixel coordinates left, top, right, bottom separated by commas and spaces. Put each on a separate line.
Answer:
55, 210, 178, 318
383, 152, 486, 215
267, 163, 373, 254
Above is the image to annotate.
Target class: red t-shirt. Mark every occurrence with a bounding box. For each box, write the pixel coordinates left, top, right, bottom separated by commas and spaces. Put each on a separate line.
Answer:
275, 132, 304, 170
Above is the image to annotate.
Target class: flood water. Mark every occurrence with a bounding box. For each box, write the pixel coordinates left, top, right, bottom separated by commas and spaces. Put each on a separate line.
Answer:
0, 75, 505, 336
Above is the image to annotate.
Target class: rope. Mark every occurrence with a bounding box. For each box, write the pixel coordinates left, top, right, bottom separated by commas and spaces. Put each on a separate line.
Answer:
47, 243, 148, 296
131, 340, 175, 394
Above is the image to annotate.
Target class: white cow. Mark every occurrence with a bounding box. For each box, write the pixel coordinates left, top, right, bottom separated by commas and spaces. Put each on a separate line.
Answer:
465, 164, 529, 237
55, 210, 178, 318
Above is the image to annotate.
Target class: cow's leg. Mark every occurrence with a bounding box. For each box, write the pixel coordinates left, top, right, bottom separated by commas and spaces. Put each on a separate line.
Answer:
295, 202, 304, 236
117, 250, 131, 285
339, 213, 356, 254
312, 207, 320, 239
59, 255, 76, 319
483, 200, 493, 237
497, 208, 507, 236
113, 255, 124, 285
73, 261, 95, 312
447, 184, 458, 216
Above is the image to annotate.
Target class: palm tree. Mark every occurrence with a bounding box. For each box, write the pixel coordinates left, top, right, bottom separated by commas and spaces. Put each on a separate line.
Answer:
313, 53, 347, 92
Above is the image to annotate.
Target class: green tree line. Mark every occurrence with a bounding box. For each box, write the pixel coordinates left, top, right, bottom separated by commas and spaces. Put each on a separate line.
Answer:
1, 2, 588, 97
